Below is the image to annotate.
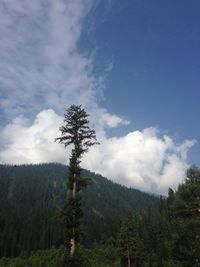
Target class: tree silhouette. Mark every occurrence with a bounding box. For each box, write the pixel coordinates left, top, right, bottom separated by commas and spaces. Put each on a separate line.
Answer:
55, 104, 99, 263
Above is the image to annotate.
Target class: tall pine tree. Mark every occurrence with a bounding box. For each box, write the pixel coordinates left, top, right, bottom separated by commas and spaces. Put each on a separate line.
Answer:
168, 166, 200, 266
55, 105, 99, 263
118, 215, 144, 267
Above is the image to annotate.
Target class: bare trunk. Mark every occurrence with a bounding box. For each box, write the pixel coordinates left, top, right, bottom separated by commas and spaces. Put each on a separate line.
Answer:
70, 238, 75, 257
72, 181, 76, 198
127, 240, 131, 267
128, 257, 131, 267
70, 173, 76, 257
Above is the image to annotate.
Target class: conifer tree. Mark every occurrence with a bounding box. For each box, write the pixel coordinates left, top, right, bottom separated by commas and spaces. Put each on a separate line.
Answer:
118, 215, 144, 267
168, 166, 200, 266
55, 105, 99, 262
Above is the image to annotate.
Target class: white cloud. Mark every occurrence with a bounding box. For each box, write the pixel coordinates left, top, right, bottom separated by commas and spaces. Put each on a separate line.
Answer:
100, 110, 130, 128
82, 128, 196, 194
0, 118, 196, 194
0, 109, 67, 164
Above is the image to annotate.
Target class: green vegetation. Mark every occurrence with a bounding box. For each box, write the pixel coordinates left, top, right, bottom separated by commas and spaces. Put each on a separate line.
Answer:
0, 248, 65, 267
118, 215, 144, 267
0, 163, 199, 266
0, 163, 158, 258
0, 243, 120, 267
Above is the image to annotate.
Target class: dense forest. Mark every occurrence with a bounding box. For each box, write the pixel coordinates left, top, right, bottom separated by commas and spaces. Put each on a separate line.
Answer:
0, 163, 199, 266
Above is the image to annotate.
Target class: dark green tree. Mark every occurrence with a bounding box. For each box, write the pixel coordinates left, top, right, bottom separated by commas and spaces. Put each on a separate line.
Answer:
55, 105, 99, 261
168, 166, 200, 267
118, 215, 144, 267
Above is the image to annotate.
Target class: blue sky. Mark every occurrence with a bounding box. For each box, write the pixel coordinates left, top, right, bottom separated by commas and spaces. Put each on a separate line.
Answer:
0, 0, 199, 194
82, 0, 200, 164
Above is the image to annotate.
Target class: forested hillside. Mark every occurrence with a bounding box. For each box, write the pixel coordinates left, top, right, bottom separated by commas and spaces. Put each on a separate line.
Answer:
0, 163, 159, 258
1, 163, 199, 266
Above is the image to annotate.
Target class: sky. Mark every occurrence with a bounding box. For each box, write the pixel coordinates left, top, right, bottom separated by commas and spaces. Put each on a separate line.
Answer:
0, 0, 200, 195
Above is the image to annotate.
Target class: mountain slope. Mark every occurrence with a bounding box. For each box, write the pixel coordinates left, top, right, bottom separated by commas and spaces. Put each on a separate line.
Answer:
0, 163, 159, 257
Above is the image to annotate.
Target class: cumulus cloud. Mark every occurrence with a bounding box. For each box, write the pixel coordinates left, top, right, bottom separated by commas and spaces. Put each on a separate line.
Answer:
82, 128, 196, 194
0, 117, 196, 195
0, 109, 66, 164
0, 0, 196, 194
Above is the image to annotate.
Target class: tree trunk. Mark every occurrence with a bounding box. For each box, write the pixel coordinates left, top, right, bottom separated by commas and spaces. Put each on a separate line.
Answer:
70, 238, 75, 257
128, 257, 131, 267
127, 240, 131, 267
72, 179, 76, 198
70, 173, 76, 257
